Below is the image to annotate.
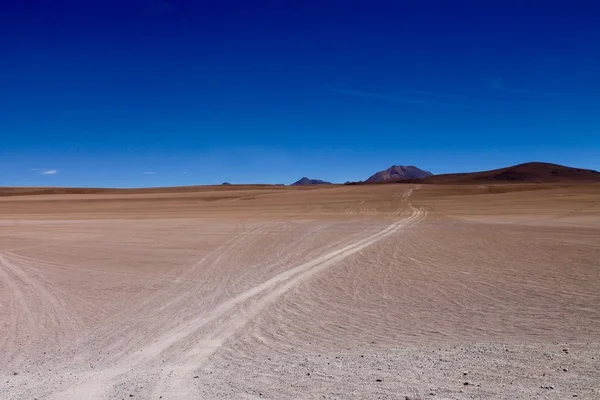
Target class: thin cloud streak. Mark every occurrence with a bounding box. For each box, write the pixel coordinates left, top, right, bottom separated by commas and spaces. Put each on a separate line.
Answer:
41, 169, 58, 175
490, 78, 533, 94
329, 88, 428, 105
397, 89, 463, 99
329, 87, 473, 108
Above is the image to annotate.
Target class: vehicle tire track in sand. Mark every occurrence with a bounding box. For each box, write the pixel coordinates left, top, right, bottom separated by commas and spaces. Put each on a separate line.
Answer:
110, 192, 424, 398
59, 221, 280, 370
150, 198, 426, 398
0, 252, 78, 367
49, 189, 424, 399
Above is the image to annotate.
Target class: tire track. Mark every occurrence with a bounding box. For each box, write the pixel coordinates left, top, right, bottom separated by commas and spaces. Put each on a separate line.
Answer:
152, 198, 425, 398
0, 252, 79, 368
50, 189, 424, 399
147, 191, 426, 398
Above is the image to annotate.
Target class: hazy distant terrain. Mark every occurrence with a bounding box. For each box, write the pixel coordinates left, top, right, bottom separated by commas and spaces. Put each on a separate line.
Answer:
290, 177, 333, 185
1, 181, 599, 399
348, 162, 600, 186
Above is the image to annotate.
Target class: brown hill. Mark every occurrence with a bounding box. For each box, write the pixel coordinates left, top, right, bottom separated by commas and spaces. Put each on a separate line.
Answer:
291, 177, 333, 186
366, 165, 432, 182
420, 162, 600, 184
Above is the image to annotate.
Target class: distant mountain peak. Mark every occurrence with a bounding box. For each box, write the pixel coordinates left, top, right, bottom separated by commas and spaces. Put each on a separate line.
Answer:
291, 177, 332, 186
366, 165, 433, 182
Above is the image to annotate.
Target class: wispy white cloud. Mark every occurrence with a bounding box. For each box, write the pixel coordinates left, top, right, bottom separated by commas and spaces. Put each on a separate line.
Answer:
329, 87, 472, 108
329, 88, 429, 105
490, 78, 533, 94
396, 89, 463, 99
41, 169, 58, 175
143, 171, 157, 175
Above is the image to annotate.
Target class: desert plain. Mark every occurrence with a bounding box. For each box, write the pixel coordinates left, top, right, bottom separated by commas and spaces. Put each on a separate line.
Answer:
1, 183, 599, 399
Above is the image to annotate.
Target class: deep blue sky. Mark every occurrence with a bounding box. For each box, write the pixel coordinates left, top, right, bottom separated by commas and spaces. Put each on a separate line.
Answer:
1, 0, 599, 187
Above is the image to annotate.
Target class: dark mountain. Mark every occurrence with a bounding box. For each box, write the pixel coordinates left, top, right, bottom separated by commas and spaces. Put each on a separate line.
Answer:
291, 177, 332, 186
420, 162, 600, 184
366, 165, 433, 182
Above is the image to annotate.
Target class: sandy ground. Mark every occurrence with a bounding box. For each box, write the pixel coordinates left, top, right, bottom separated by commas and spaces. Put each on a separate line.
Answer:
1, 183, 599, 399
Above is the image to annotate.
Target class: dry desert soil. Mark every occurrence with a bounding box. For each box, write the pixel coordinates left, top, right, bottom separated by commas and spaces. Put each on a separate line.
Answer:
1, 183, 599, 399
